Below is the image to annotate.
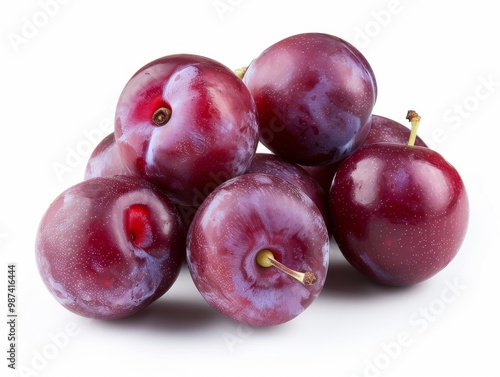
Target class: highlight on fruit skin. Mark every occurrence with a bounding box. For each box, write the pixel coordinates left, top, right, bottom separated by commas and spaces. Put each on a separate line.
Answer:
186, 173, 329, 327
35, 175, 187, 320
114, 53, 260, 207
242, 32, 378, 166
328, 112, 469, 286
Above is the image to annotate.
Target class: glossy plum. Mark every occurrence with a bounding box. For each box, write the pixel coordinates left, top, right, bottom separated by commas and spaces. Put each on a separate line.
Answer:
300, 161, 342, 199
364, 114, 428, 147
243, 32, 377, 166
329, 143, 469, 286
302, 114, 428, 195
187, 173, 329, 326
115, 54, 259, 206
245, 153, 329, 229
84, 133, 136, 180
35, 175, 186, 319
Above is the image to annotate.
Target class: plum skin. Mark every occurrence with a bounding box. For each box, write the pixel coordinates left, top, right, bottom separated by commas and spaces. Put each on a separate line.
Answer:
329, 144, 469, 286
245, 153, 330, 232
363, 114, 428, 147
84, 132, 136, 180
114, 54, 259, 207
302, 114, 428, 195
243, 32, 377, 166
187, 173, 330, 327
35, 175, 186, 319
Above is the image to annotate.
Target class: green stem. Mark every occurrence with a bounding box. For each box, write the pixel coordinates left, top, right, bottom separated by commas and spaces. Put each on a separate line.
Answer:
406, 110, 421, 146
234, 66, 248, 80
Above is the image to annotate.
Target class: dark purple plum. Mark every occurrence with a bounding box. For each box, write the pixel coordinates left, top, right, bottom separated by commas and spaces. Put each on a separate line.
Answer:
114, 54, 259, 207
187, 173, 329, 326
35, 175, 186, 319
242, 32, 377, 166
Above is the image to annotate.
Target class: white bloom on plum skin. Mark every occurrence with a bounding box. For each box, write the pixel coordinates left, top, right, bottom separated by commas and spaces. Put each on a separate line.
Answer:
187, 173, 329, 327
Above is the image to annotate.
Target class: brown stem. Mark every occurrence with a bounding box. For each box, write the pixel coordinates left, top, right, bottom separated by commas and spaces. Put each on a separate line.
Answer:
152, 107, 172, 126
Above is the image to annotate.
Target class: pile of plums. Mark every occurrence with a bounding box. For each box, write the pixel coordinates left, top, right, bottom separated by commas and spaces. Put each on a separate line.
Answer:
35, 33, 469, 327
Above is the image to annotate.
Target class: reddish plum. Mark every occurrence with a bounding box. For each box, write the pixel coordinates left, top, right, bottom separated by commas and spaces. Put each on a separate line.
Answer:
364, 114, 428, 147
35, 175, 186, 319
245, 153, 329, 229
242, 32, 377, 166
300, 162, 342, 198
187, 173, 329, 326
84, 133, 136, 180
115, 54, 259, 206
302, 114, 428, 194
329, 113, 469, 286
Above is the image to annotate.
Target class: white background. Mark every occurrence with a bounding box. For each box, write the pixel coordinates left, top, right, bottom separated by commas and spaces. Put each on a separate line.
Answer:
1, 1, 499, 376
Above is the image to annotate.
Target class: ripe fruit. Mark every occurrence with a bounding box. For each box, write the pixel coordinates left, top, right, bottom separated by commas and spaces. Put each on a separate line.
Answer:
242, 32, 377, 166
115, 54, 259, 207
187, 173, 329, 326
35, 175, 186, 319
84, 133, 135, 180
302, 114, 428, 195
329, 112, 469, 286
364, 114, 428, 147
35, 31, 471, 329
245, 153, 329, 230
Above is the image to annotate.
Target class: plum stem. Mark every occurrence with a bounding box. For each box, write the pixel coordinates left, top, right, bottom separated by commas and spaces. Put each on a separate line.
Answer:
255, 249, 317, 286
406, 110, 421, 147
152, 107, 172, 126
234, 66, 248, 80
